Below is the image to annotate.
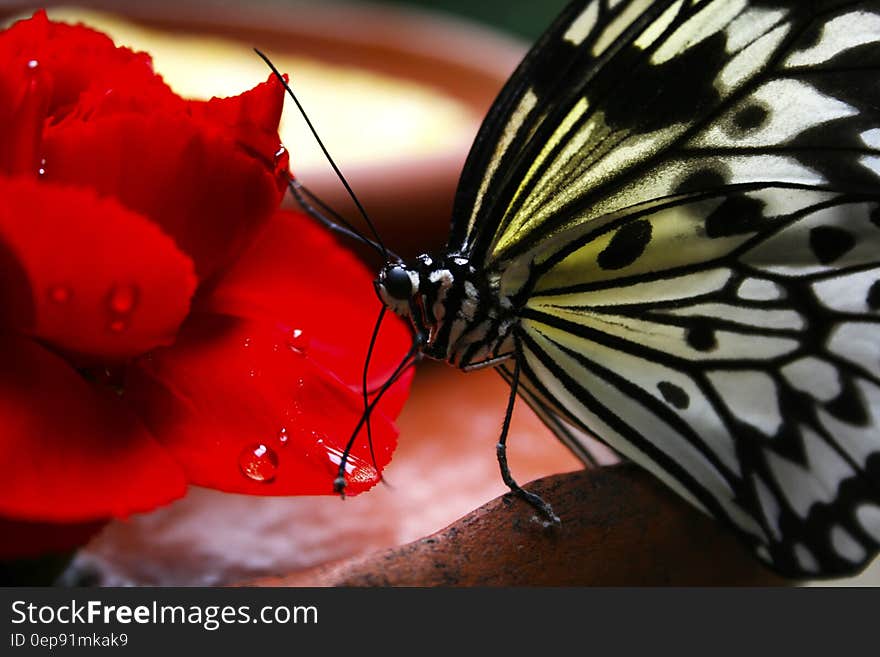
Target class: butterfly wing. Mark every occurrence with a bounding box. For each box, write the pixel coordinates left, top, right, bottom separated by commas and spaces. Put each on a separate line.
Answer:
451, 0, 880, 577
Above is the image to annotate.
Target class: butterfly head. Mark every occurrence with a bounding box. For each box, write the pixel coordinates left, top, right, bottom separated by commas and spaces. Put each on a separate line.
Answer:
376, 262, 420, 318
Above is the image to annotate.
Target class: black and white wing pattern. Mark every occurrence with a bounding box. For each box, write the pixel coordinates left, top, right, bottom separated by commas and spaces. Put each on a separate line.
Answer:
451, 0, 880, 577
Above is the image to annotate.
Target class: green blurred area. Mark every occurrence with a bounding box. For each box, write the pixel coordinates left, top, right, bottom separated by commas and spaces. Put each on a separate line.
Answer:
365, 0, 569, 40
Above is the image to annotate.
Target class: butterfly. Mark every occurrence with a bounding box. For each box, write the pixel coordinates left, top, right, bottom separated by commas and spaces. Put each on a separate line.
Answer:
276, 0, 880, 579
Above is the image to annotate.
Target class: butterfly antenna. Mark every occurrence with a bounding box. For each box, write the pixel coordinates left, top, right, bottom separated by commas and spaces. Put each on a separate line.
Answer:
334, 342, 420, 497
289, 179, 391, 257
255, 48, 390, 262
362, 304, 388, 482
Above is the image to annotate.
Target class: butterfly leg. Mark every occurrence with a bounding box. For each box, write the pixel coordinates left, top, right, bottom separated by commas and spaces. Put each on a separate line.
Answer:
497, 354, 561, 527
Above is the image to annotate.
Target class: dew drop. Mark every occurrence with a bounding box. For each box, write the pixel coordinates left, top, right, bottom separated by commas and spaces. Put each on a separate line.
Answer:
26, 59, 38, 70
108, 284, 138, 314
319, 442, 378, 484
273, 145, 289, 176
38, 158, 47, 177
287, 328, 309, 354
48, 285, 72, 304
248, 368, 257, 378
243, 337, 252, 348
238, 443, 278, 483
277, 426, 289, 445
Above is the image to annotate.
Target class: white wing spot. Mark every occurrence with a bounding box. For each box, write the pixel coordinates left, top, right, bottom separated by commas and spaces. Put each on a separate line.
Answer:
785, 11, 880, 68
725, 7, 787, 54
718, 23, 789, 91
593, 0, 653, 55
652, 0, 745, 65
764, 426, 853, 518
813, 269, 880, 314
738, 277, 784, 301
695, 79, 858, 149
827, 322, 880, 381
563, 1, 599, 46
781, 357, 841, 403
861, 128, 880, 149
859, 154, 880, 178
667, 303, 804, 330
793, 543, 820, 573
855, 504, 880, 543
636, 0, 684, 52
708, 370, 782, 437
817, 379, 880, 466
830, 525, 867, 563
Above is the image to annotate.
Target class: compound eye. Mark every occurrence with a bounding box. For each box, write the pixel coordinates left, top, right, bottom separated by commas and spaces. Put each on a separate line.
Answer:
383, 265, 413, 300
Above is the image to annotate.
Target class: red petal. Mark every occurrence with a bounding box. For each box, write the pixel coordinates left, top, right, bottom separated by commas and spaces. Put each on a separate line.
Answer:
126, 314, 399, 496
189, 75, 289, 184
201, 208, 413, 413
0, 57, 50, 177
0, 177, 196, 360
42, 111, 284, 280
0, 13, 288, 280
0, 10, 159, 120
0, 517, 105, 560
0, 334, 187, 522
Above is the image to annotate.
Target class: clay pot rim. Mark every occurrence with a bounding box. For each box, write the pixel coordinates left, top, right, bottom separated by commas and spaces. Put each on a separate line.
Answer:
4, 0, 529, 105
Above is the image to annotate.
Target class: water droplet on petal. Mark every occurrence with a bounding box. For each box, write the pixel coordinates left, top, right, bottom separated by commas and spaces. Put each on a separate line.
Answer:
274, 145, 289, 176
287, 328, 309, 354
48, 285, 71, 304
243, 337, 252, 348
108, 284, 138, 314
108, 318, 127, 333
277, 427, 288, 445
323, 445, 377, 484
38, 158, 46, 177
238, 443, 278, 483
248, 368, 256, 378
26, 59, 38, 70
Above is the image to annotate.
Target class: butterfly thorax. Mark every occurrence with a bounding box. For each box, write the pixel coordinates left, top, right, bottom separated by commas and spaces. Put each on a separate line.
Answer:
376, 253, 518, 370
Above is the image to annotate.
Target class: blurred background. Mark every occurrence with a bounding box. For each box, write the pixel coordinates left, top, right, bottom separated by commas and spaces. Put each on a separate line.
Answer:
351, 0, 569, 39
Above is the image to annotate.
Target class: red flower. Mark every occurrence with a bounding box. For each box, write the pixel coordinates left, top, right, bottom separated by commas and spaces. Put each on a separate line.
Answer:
0, 11, 412, 559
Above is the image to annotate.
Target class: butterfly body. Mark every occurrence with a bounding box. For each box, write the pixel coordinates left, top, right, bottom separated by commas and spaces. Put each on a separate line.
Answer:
377, 254, 522, 369
360, 0, 880, 578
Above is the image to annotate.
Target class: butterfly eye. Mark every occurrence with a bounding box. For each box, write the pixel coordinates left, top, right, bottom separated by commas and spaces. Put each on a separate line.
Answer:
382, 265, 415, 300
